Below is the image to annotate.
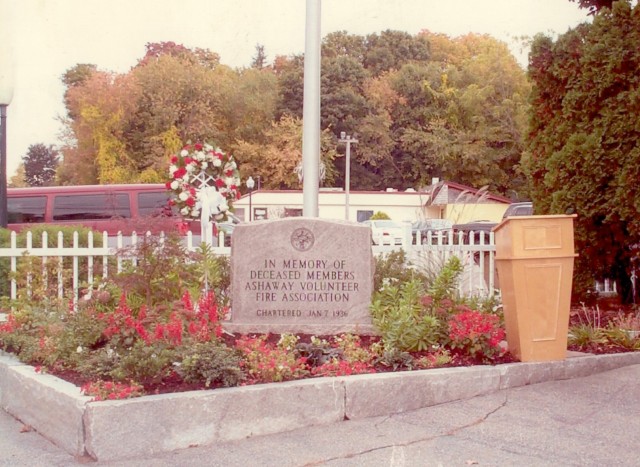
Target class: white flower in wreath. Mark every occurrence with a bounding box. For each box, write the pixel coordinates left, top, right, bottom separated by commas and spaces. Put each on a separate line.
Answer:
213, 158, 222, 167
180, 149, 189, 157
170, 180, 179, 190
201, 162, 208, 169
169, 165, 177, 175
179, 192, 189, 201
180, 207, 190, 215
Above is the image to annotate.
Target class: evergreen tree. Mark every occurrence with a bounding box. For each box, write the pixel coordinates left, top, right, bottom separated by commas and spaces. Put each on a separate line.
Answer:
525, 0, 640, 302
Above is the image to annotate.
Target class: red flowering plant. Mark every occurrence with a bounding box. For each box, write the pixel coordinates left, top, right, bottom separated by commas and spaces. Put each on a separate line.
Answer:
236, 335, 310, 384
81, 380, 144, 402
447, 310, 506, 362
77, 289, 229, 384
166, 142, 241, 222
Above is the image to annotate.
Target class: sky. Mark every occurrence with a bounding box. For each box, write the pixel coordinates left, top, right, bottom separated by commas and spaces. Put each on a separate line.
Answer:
1, 0, 590, 179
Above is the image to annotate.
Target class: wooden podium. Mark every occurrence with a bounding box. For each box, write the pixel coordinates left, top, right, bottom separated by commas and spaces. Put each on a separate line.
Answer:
493, 215, 577, 362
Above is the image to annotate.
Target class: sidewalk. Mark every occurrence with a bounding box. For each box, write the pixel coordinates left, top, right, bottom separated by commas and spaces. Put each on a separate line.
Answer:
2, 359, 640, 466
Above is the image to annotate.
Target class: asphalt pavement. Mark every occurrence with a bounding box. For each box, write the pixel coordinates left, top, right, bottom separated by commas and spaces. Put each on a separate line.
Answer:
2, 363, 639, 467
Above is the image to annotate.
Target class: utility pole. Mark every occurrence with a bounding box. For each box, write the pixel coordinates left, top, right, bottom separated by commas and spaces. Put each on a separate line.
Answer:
338, 132, 358, 221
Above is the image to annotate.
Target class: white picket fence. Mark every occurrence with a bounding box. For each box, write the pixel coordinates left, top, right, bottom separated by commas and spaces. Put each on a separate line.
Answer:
0, 227, 497, 305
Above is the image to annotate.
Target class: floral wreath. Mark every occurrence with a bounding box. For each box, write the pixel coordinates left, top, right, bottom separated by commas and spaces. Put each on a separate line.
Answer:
166, 142, 241, 222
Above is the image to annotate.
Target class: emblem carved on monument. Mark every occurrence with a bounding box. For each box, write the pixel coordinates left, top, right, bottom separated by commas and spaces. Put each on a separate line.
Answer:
290, 227, 315, 251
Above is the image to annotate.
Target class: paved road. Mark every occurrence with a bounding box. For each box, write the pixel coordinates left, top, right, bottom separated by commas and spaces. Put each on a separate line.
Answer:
2, 364, 639, 466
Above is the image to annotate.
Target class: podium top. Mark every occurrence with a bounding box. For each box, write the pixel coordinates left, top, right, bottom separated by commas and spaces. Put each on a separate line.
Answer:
492, 214, 577, 234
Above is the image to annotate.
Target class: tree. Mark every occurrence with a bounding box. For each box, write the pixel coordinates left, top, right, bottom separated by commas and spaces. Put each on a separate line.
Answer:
274, 54, 305, 120
8, 164, 27, 187
570, 0, 616, 14
251, 44, 268, 69
524, 0, 640, 302
61, 63, 97, 119
59, 70, 139, 184
375, 33, 529, 193
363, 30, 430, 76
59, 43, 241, 185
129, 53, 229, 171
137, 41, 220, 69
22, 144, 59, 187
233, 115, 338, 189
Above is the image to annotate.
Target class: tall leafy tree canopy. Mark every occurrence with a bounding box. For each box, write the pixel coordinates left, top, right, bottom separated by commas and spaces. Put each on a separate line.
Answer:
22, 143, 59, 187
58, 33, 528, 198
524, 0, 640, 301
274, 30, 529, 192
570, 0, 616, 14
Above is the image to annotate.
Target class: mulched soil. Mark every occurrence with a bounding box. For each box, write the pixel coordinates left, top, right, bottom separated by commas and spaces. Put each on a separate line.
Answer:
46, 333, 517, 396
39, 297, 640, 396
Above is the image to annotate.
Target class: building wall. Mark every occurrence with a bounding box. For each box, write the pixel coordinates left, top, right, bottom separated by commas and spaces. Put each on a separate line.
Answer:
234, 189, 509, 224
445, 203, 509, 224
234, 190, 429, 223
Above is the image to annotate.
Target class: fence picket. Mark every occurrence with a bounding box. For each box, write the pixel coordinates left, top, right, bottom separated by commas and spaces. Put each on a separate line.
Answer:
1, 225, 499, 304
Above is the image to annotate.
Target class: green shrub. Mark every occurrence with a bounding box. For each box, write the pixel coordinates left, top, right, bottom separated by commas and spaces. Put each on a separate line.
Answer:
0, 229, 11, 298
1, 225, 105, 302
14, 225, 104, 248
603, 327, 640, 350
568, 324, 608, 349
373, 250, 427, 293
376, 348, 414, 370
177, 342, 245, 388
426, 255, 463, 302
112, 235, 230, 308
112, 341, 179, 383
371, 278, 442, 352
370, 211, 390, 220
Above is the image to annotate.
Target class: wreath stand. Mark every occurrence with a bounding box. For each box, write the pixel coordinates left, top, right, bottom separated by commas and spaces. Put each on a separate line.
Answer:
188, 171, 226, 248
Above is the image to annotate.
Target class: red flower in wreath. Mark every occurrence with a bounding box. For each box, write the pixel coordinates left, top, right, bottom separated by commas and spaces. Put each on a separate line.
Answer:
166, 142, 241, 221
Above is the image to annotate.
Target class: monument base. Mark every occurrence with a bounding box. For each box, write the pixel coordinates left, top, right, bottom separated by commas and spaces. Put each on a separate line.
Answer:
222, 322, 378, 336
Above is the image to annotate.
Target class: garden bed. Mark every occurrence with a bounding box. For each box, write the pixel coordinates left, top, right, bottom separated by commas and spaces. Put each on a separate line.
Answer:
41, 332, 518, 396
38, 332, 634, 397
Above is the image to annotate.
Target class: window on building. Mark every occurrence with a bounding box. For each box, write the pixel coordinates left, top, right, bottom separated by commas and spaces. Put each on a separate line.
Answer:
357, 210, 373, 222
254, 208, 268, 220
284, 208, 303, 217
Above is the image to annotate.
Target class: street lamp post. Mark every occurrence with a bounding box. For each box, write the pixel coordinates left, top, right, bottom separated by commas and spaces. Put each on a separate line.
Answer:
338, 132, 358, 221
246, 176, 255, 221
0, 80, 14, 228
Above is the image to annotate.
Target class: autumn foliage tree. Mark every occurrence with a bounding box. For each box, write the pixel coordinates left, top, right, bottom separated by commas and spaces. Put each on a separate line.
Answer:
524, 0, 640, 302
274, 30, 529, 192
58, 34, 529, 199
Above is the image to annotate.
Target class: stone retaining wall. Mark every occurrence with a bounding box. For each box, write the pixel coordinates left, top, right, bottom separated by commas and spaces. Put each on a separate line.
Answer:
2, 350, 640, 462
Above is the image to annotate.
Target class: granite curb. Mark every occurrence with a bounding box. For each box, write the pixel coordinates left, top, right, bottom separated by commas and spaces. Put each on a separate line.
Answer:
2, 350, 640, 462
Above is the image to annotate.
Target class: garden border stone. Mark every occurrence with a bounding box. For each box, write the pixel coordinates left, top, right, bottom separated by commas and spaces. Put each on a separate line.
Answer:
2, 350, 640, 462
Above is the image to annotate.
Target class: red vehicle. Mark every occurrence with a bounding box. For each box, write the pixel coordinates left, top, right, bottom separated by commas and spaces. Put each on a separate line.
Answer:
6, 184, 196, 237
